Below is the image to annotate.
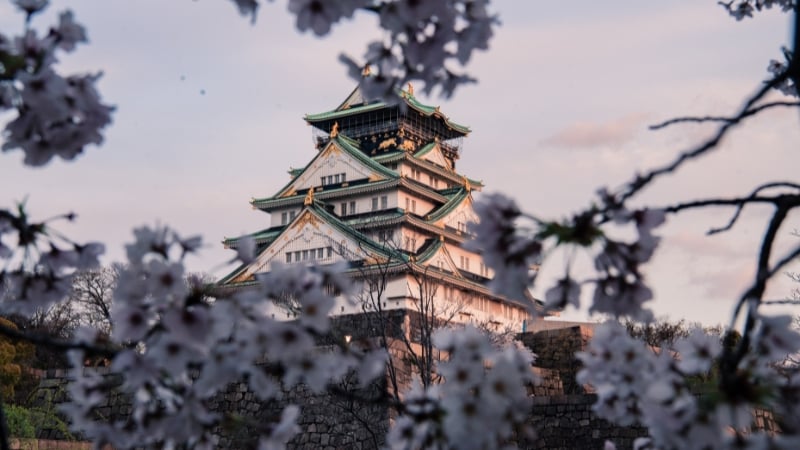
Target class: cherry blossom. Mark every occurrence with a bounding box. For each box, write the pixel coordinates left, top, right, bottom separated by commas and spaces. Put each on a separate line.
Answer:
0, 1, 798, 449
674, 327, 722, 374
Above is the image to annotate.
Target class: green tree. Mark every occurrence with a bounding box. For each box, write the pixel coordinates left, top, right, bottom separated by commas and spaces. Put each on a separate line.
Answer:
0, 318, 34, 402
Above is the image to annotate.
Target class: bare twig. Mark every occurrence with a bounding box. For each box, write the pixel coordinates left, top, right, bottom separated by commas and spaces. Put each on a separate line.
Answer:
663, 183, 800, 235
649, 101, 800, 130
618, 72, 787, 205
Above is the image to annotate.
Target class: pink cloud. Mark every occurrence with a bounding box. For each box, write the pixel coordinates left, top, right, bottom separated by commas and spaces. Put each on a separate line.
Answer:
540, 113, 651, 150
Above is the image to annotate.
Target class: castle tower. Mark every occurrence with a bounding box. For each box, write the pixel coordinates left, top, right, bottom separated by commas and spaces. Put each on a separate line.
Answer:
219, 81, 538, 331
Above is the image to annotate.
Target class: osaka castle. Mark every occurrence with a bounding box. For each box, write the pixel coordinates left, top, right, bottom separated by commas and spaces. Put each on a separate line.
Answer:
218, 79, 539, 331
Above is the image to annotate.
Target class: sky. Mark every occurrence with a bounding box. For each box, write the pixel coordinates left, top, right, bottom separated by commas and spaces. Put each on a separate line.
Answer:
1, 0, 798, 326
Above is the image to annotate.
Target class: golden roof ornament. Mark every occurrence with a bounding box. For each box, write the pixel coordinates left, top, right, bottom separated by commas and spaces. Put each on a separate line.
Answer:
362, 65, 371, 77
303, 188, 314, 206
407, 82, 414, 96
399, 139, 415, 151
463, 175, 471, 192
330, 122, 339, 138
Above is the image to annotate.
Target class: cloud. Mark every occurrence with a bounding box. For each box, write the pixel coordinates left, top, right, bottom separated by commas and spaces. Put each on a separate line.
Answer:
540, 113, 651, 150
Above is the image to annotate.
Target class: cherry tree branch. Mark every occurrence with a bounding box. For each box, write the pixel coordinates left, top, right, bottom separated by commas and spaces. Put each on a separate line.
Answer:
649, 101, 800, 130
730, 203, 793, 366
618, 73, 786, 204
661, 183, 800, 235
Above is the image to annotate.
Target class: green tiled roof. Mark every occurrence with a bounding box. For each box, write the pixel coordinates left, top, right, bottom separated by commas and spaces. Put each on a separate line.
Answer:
270, 135, 399, 199
426, 188, 471, 223
305, 102, 386, 122
415, 237, 444, 263
373, 148, 484, 190
253, 178, 395, 210
344, 209, 406, 227
218, 200, 409, 285
334, 135, 399, 180
412, 142, 438, 158
304, 88, 470, 136
253, 177, 448, 211
223, 226, 284, 249
309, 201, 408, 261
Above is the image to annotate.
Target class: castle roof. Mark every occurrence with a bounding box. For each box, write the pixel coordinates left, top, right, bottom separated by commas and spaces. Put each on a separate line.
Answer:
304, 84, 471, 138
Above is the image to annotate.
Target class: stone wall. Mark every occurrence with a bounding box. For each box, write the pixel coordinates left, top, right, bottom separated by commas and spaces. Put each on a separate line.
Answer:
24, 316, 780, 449
30, 367, 387, 449
519, 325, 593, 395
526, 395, 647, 449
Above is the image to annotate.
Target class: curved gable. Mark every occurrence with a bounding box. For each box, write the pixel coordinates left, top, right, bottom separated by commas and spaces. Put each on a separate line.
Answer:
276, 137, 396, 198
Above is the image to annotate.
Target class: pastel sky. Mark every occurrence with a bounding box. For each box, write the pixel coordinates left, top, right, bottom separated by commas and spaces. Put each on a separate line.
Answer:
1, 0, 798, 326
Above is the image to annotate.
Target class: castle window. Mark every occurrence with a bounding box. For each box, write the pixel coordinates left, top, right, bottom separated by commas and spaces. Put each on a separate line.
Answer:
320, 176, 325, 186
405, 198, 410, 211
334, 174, 340, 183
381, 195, 388, 209
281, 212, 288, 225
349, 201, 356, 214
286, 253, 291, 263
341, 202, 347, 216
327, 175, 333, 185
294, 251, 301, 261
327, 246, 332, 258
411, 200, 417, 213
317, 248, 324, 259
302, 250, 309, 261
289, 211, 296, 221
341, 172, 346, 182
372, 197, 379, 211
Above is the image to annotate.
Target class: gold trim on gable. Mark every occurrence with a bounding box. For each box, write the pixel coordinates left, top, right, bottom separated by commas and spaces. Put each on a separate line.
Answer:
328, 143, 343, 155
294, 212, 322, 229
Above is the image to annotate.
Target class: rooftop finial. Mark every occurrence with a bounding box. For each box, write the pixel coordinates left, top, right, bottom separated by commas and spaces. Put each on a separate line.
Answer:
407, 82, 414, 96
362, 65, 371, 77
304, 188, 314, 206
330, 122, 339, 138
463, 175, 471, 192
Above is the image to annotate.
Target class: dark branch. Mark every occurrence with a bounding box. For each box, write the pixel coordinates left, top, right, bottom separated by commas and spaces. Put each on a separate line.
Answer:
618, 73, 787, 204
730, 203, 792, 367
649, 101, 800, 130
